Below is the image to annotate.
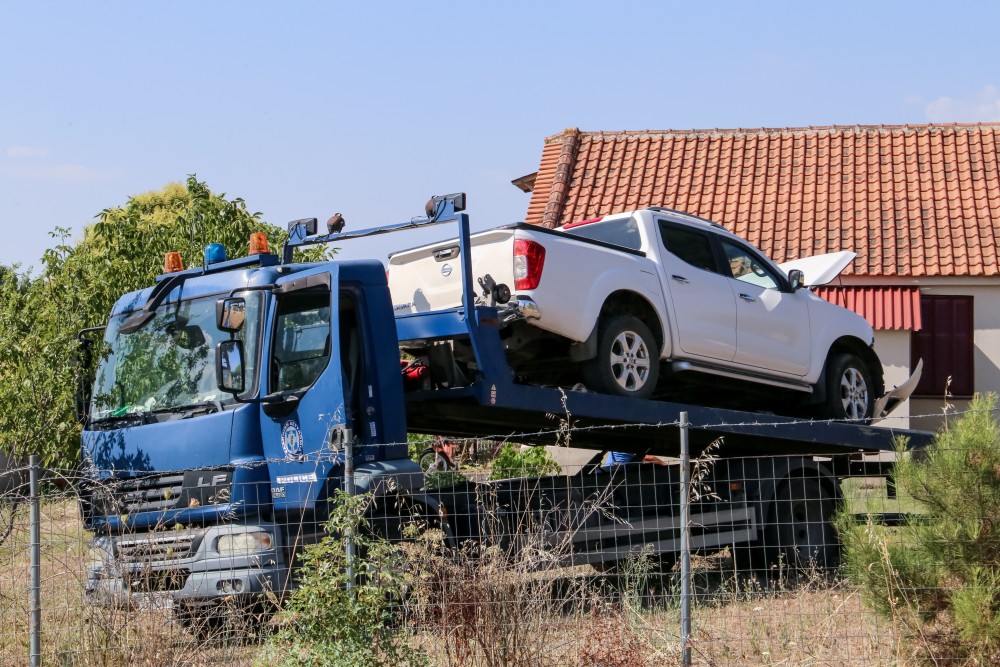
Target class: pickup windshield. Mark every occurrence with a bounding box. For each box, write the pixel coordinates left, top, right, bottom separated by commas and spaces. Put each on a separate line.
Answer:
90, 292, 263, 421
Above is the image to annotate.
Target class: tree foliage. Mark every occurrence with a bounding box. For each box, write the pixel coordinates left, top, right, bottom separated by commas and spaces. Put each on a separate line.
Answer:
0, 176, 326, 465
838, 393, 1000, 663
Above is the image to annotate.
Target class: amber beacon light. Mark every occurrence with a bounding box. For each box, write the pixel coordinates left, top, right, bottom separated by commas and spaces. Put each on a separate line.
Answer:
163, 251, 184, 273
248, 233, 270, 255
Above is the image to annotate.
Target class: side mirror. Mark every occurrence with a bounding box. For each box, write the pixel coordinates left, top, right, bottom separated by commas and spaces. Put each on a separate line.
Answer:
217, 340, 245, 395
787, 269, 805, 291
217, 297, 246, 332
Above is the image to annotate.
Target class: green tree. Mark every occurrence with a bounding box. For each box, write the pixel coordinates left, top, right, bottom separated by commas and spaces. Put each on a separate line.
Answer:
0, 176, 327, 466
838, 393, 1000, 663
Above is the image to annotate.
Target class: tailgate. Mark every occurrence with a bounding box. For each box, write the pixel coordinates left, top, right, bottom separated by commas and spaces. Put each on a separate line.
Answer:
388, 228, 516, 313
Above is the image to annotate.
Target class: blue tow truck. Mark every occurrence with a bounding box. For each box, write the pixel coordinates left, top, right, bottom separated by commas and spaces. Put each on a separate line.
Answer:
78, 194, 933, 630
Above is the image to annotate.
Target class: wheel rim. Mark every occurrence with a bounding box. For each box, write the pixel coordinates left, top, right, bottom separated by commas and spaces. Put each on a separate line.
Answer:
777, 488, 832, 566
609, 330, 651, 392
839, 367, 869, 420
788, 500, 824, 556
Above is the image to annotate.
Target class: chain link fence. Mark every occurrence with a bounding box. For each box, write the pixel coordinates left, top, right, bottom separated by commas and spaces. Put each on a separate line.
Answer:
0, 406, 991, 666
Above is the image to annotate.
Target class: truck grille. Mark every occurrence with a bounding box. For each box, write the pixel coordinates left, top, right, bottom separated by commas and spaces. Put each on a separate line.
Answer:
116, 531, 204, 564
117, 474, 185, 513
124, 567, 191, 593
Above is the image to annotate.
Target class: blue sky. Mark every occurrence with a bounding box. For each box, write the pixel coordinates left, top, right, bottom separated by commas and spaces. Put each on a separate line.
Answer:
3, 1, 1000, 270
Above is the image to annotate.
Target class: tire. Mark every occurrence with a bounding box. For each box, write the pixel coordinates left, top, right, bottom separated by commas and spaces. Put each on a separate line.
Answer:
175, 602, 271, 643
582, 315, 659, 399
765, 478, 840, 572
734, 479, 840, 577
821, 353, 874, 422
418, 448, 451, 473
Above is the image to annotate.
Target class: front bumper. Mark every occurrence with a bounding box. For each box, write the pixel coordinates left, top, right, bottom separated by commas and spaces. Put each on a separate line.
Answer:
85, 523, 288, 608
872, 358, 923, 422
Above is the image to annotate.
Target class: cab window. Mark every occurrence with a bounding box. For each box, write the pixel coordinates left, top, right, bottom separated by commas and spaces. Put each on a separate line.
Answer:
659, 222, 719, 273
271, 292, 331, 392
720, 240, 781, 290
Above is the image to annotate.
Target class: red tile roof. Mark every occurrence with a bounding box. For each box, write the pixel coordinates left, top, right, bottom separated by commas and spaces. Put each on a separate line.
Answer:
814, 286, 922, 331
525, 125, 1000, 277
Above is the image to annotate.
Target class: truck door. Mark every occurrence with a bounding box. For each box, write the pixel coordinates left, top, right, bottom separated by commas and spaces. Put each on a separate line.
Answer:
719, 239, 811, 376
259, 267, 350, 513
657, 220, 737, 362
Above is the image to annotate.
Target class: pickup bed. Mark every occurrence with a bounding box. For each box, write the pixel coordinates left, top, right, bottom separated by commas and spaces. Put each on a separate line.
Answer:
388, 207, 916, 421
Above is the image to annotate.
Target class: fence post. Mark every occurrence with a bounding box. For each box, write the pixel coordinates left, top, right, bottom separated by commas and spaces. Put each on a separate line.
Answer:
343, 436, 356, 590
679, 412, 692, 666
29, 455, 41, 667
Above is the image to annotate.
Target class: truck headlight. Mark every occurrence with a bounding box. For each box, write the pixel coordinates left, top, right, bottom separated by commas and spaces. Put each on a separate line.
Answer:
215, 531, 273, 557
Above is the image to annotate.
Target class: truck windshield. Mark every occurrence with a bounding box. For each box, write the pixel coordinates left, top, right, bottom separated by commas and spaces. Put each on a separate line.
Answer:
90, 292, 263, 421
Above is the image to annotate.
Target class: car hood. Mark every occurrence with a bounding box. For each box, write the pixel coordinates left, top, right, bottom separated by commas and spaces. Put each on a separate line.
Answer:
778, 251, 856, 287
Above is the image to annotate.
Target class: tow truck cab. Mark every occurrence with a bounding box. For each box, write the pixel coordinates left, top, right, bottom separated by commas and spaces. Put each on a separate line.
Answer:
80, 246, 421, 607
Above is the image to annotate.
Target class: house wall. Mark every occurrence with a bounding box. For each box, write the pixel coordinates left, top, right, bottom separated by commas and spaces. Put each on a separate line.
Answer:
900, 280, 1000, 433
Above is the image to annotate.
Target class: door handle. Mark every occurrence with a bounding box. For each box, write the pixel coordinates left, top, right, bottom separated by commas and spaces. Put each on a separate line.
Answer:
434, 246, 459, 261
671, 275, 690, 284
739, 293, 756, 303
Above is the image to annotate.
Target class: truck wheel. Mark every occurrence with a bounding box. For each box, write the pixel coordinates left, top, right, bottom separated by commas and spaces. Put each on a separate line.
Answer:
176, 601, 273, 642
766, 478, 840, 572
822, 353, 873, 422
583, 315, 659, 399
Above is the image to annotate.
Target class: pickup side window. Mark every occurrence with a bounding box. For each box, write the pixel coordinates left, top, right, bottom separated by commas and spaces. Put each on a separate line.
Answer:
565, 218, 642, 250
271, 292, 332, 393
659, 222, 720, 273
720, 240, 782, 290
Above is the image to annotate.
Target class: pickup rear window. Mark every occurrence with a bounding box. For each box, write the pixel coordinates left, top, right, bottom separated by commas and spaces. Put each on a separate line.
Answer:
564, 218, 642, 251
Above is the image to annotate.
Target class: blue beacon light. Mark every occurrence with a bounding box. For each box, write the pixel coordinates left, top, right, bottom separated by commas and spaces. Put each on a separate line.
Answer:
204, 243, 227, 265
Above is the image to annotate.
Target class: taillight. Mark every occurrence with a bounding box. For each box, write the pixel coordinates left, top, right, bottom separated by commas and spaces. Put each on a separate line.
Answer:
513, 239, 546, 290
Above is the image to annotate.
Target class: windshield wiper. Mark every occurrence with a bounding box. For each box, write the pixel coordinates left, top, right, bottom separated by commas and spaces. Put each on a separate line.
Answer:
88, 413, 148, 429
146, 400, 225, 419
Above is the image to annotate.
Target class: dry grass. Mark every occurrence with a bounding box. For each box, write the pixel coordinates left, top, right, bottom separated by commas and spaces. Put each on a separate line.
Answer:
0, 497, 254, 666
0, 498, 934, 666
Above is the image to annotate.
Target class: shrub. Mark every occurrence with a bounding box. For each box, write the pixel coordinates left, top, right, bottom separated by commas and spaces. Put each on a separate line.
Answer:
488, 443, 560, 481
255, 491, 427, 667
838, 393, 1000, 663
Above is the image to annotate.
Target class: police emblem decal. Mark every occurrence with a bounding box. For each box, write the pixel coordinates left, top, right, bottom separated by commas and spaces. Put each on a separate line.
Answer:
281, 419, 305, 460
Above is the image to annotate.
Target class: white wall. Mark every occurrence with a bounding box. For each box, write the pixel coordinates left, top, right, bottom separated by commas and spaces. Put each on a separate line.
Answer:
873, 329, 912, 429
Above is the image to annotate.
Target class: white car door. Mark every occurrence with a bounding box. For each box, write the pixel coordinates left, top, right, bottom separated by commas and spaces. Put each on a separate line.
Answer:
658, 221, 737, 362
720, 239, 811, 376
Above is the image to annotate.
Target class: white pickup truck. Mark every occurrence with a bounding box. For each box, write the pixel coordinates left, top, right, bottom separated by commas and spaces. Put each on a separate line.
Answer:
388, 207, 918, 421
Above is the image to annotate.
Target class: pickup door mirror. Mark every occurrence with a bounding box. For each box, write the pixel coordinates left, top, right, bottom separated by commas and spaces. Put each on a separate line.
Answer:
787, 269, 805, 291
217, 339, 245, 394
217, 297, 246, 332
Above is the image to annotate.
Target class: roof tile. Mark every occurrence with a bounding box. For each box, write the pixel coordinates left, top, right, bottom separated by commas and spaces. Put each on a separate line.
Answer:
526, 125, 1000, 276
